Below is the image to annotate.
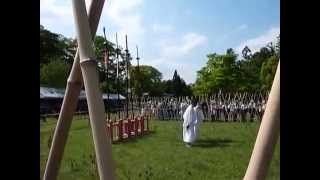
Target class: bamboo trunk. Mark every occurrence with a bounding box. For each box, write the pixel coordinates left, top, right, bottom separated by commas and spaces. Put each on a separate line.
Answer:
43, 70, 81, 180
72, 0, 116, 179
43, 1, 105, 180
243, 61, 280, 180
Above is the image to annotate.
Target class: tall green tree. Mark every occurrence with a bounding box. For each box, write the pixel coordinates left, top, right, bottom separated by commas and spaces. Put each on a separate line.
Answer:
260, 55, 279, 90
40, 25, 131, 94
237, 42, 277, 92
193, 49, 239, 95
193, 35, 279, 94
172, 70, 182, 96
93, 35, 130, 95
275, 34, 280, 57
40, 25, 73, 66
242, 46, 252, 60
170, 70, 191, 96
40, 60, 71, 88
130, 65, 164, 96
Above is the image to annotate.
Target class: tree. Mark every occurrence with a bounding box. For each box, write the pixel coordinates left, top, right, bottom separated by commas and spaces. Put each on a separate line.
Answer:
260, 55, 279, 90
193, 49, 239, 95
39, 25, 138, 96
172, 70, 182, 96
236, 59, 261, 92
163, 80, 173, 94
193, 38, 280, 94
275, 34, 280, 57
160, 70, 193, 96
236, 44, 276, 92
184, 84, 194, 96
242, 46, 252, 60
129, 65, 163, 96
40, 25, 73, 66
93, 35, 129, 95
40, 60, 71, 88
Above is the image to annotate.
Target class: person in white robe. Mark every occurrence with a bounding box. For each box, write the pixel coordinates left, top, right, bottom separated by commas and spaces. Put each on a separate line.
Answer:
194, 102, 204, 140
183, 99, 202, 147
180, 101, 188, 120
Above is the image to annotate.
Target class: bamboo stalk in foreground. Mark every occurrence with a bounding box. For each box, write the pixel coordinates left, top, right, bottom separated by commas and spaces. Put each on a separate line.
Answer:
72, 0, 116, 179
243, 61, 280, 180
43, 0, 105, 180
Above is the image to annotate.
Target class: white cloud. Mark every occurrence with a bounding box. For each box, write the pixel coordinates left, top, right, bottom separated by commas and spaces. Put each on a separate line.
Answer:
147, 58, 167, 67
40, 0, 145, 46
40, 1, 206, 84
236, 24, 248, 31
147, 58, 198, 83
214, 24, 248, 45
147, 32, 207, 83
161, 33, 207, 57
152, 24, 174, 33
236, 27, 280, 54
103, 0, 145, 48
40, 0, 74, 31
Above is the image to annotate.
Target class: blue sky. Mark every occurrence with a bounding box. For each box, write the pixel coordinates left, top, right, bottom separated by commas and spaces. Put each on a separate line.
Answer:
40, 0, 279, 84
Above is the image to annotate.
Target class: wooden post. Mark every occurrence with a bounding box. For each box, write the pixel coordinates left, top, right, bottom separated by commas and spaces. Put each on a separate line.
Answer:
118, 119, 123, 141
135, 117, 139, 136
43, 1, 105, 180
141, 116, 145, 135
146, 116, 150, 133
72, 0, 115, 179
243, 61, 280, 180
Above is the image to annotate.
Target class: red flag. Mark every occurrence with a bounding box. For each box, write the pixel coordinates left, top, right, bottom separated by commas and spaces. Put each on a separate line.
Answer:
104, 49, 109, 69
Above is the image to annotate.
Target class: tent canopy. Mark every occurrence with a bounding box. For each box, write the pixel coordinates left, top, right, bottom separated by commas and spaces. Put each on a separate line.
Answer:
40, 86, 126, 100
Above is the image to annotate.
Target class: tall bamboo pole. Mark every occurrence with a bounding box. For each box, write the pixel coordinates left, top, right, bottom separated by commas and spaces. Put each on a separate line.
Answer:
72, 0, 115, 179
115, 33, 121, 120
243, 61, 280, 180
125, 35, 129, 118
103, 27, 111, 121
131, 90, 134, 118
136, 45, 141, 112
43, 1, 105, 179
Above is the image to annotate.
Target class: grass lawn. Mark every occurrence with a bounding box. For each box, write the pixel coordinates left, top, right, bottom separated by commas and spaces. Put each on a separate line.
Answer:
40, 116, 279, 180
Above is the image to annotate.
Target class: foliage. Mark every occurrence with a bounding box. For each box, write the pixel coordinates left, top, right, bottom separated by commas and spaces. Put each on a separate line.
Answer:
40, 24, 280, 95
193, 36, 280, 94
160, 70, 193, 96
40, 25, 132, 94
94, 35, 129, 95
275, 34, 280, 57
40, 25, 75, 66
130, 65, 164, 96
193, 49, 239, 95
171, 70, 190, 96
260, 55, 279, 90
40, 60, 71, 88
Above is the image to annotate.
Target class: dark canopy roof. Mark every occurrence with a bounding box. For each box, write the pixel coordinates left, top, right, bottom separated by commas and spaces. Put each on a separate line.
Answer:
40, 87, 125, 100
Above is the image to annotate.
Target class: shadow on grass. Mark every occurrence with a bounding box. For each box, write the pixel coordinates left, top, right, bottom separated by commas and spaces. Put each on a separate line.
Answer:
192, 138, 233, 148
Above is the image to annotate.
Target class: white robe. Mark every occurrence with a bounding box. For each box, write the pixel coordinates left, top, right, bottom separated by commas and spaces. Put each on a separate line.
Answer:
183, 105, 203, 143
194, 105, 204, 139
183, 105, 196, 143
180, 103, 187, 116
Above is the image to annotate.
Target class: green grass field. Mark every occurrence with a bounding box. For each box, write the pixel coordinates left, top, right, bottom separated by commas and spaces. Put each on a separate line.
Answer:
40, 116, 279, 180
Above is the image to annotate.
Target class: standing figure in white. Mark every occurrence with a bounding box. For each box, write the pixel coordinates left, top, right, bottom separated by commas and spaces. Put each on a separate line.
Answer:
183, 99, 204, 147
194, 101, 205, 140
